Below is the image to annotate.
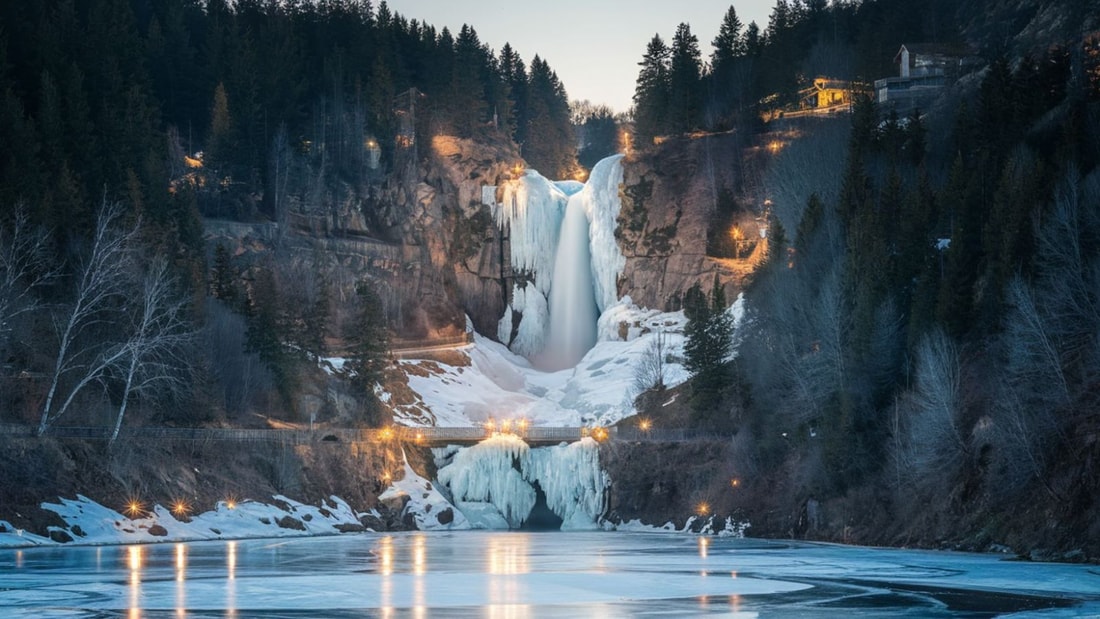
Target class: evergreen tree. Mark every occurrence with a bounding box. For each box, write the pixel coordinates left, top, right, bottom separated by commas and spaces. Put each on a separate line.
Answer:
683, 281, 734, 425
711, 5, 745, 74
522, 56, 575, 177
448, 24, 488, 137
632, 34, 670, 147
346, 279, 390, 425
498, 43, 526, 140
668, 23, 703, 134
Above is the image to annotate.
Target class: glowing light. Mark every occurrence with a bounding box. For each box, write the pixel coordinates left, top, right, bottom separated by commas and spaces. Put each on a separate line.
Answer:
697, 502, 710, 517
415, 431, 424, 444
382, 471, 393, 482
730, 478, 741, 488
517, 418, 528, 430
585, 426, 609, 442
224, 498, 237, 510
639, 419, 652, 432
512, 163, 525, 177
125, 500, 144, 518
379, 427, 395, 441
698, 536, 710, 559
171, 499, 190, 517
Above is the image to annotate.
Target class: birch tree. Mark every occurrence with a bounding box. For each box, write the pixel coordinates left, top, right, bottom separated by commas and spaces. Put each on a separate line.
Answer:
37, 202, 137, 435
0, 207, 57, 346
109, 257, 194, 442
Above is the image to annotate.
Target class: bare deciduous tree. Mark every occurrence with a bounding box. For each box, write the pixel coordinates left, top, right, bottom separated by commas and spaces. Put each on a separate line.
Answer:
109, 257, 194, 442
0, 207, 57, 345
632, 329, 668, 394
1004, 277, 1069, 404
903, 328, 967, 478
37, 202, 138, 435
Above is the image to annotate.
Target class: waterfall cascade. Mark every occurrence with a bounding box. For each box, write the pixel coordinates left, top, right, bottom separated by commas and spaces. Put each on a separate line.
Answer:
541, 195, 598, 370
494, 155, 626, 368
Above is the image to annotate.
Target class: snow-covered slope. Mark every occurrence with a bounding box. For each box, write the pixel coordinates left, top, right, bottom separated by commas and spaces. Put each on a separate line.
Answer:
386, 296, 746, 427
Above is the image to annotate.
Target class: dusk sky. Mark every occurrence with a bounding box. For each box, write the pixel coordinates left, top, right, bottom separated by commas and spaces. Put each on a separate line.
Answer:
386, 1, 777, 113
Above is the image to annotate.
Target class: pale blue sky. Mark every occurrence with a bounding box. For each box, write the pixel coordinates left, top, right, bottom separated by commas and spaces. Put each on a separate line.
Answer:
386, 1, 776, 113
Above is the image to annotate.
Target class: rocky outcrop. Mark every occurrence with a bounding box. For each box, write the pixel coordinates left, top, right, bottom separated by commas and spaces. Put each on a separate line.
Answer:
617, 133, 759, 310
204, 135, 524, 342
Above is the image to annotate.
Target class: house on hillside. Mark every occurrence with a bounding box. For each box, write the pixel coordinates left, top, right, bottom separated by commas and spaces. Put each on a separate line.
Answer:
874, 44, 975, 109
799, 77, 862, 110
759, 77, 868, 121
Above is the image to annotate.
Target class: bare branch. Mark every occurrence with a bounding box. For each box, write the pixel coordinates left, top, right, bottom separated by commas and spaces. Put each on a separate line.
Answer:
0, 206, 58, 342
37, 201, 139, 434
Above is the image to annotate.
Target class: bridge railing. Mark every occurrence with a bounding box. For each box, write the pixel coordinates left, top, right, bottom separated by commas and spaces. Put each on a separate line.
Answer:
0, 423, 729, 444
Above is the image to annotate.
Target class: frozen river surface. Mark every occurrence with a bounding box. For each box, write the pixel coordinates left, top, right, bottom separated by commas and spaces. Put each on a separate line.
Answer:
2, 532, 1099, 618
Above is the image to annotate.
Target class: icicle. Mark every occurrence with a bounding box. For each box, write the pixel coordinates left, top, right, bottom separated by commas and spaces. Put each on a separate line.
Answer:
436, 436, 609, 530
435, 434, 535, 529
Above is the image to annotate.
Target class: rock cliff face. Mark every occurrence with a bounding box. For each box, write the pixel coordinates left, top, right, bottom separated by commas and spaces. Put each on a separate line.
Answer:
617, 133, 758, 310
205, 136, 523, 343
206, 132, 758, 350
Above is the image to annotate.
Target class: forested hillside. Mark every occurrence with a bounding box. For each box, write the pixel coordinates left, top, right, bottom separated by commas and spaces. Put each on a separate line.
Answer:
0, 0, 576, 429
631, 0, 1100, 553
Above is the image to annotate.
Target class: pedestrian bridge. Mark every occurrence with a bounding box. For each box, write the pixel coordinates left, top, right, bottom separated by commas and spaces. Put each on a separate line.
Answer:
1, 423, 723, 445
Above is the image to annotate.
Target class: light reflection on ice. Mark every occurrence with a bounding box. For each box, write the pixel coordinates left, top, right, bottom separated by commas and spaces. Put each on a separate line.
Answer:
1, 533, 1099, 617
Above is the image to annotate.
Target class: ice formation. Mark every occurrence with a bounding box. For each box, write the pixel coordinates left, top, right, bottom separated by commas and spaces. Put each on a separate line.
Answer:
493, 156, 627, 364
434, 435, 609, 530
495, 169, 568, 296
577, 154, 626, 313
435, 435, 535, 529
524, 438, 608, 530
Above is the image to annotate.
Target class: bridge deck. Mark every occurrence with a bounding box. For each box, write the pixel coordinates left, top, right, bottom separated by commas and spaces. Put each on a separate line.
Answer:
0, 424, 724, 445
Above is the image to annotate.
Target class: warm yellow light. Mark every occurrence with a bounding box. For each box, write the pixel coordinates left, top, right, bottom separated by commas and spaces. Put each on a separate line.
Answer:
517, 419, 528, 429
379, 427, 395, 441
382, 471, 393, 482
171, 499, 190, 517
512, 163, 524, 177
125, 500, 144, 518
697, 502, 710, 517
225, 499, 237, 510
730, 478, 741, 488
639, 419, 652, 432
415, 431, 424, 443
767, 141, 782, 153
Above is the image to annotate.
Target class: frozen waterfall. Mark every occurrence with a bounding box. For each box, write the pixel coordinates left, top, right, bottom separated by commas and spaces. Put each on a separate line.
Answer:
434, 434, 609, 530
493, 155, 626, 367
